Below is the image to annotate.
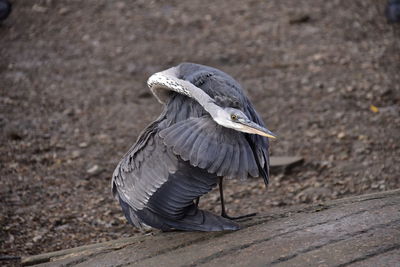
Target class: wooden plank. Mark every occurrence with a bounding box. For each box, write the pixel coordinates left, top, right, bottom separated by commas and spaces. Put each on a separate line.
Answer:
20, 189, 400, 267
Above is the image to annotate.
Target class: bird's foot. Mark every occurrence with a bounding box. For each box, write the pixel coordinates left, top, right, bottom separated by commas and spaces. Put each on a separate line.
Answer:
221, 212, 257, 220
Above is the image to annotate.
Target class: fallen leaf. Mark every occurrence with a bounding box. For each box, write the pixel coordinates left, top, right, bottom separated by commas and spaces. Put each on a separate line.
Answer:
370, 105, 379, 113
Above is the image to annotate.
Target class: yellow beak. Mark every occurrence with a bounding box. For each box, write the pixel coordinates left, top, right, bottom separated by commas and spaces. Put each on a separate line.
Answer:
239, 119, 277, 139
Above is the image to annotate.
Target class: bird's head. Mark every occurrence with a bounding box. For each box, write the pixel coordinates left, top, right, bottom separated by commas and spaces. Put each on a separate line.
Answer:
213, 107, 277, 139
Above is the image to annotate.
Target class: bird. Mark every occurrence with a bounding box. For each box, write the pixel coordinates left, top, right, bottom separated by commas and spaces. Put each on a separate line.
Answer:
386, 0, 400, 23
0, 0, 11, 21
112, 63, 276, 232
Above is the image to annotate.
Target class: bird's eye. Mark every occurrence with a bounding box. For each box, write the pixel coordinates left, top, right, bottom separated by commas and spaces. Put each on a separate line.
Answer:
230, 114, 238, 120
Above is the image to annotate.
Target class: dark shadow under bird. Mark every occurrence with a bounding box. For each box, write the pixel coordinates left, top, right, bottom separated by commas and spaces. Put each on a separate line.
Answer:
112, 63, 276, 231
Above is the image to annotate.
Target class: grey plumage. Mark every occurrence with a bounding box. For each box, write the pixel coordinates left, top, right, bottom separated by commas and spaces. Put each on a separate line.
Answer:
112, 63, 274, 231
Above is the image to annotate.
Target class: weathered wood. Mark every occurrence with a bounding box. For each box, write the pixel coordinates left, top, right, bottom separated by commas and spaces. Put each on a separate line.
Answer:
21, 189, 400, 267
20, 236, 143, 266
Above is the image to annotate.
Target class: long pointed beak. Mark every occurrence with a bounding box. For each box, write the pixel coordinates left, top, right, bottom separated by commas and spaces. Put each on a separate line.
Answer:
239, 119, 277, 139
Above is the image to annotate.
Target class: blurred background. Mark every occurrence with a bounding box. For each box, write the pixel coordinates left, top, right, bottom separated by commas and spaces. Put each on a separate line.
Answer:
1, 0, 399, 258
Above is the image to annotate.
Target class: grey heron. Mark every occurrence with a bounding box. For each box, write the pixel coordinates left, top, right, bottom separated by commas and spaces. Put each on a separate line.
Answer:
112, 63, 276, 231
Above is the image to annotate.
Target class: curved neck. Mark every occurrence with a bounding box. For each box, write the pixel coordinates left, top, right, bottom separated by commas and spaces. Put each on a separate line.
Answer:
147, 69, 221, 119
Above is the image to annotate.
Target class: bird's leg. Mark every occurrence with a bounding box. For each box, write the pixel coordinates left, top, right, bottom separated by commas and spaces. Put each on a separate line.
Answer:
219, 177, 257, 220
195, 197, 200, 208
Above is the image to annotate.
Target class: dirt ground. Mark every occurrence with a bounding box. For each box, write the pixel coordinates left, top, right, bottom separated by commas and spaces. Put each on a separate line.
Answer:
1, 0, 399, 259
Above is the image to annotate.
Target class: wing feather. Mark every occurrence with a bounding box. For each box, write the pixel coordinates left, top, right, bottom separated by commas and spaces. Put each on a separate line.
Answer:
160, 117, 259, 179
196, 134, 211, 169
208, 142, 227, 174
145, 162, 218, 220
112, 126, 179, 212
237, 137, 248, 180
217, 143, 234, 177
189, 130, 206, 167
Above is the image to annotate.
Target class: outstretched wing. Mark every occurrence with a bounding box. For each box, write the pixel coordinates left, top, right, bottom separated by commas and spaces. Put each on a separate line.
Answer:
112, 118, 219, 227
177, 63, 271, 184
159, 116, 259, 180
112, 118, 179, 213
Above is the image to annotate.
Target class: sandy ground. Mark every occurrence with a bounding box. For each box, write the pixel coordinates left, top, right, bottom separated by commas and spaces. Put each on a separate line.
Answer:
1, 0, 399, 259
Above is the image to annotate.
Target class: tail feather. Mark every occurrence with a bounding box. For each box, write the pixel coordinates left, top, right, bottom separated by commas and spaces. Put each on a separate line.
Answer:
162, 204, 240, 231
122, 200, 239, 232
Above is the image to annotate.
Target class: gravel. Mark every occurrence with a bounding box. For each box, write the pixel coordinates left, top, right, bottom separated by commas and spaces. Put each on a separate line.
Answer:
1, 0, 399, 259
